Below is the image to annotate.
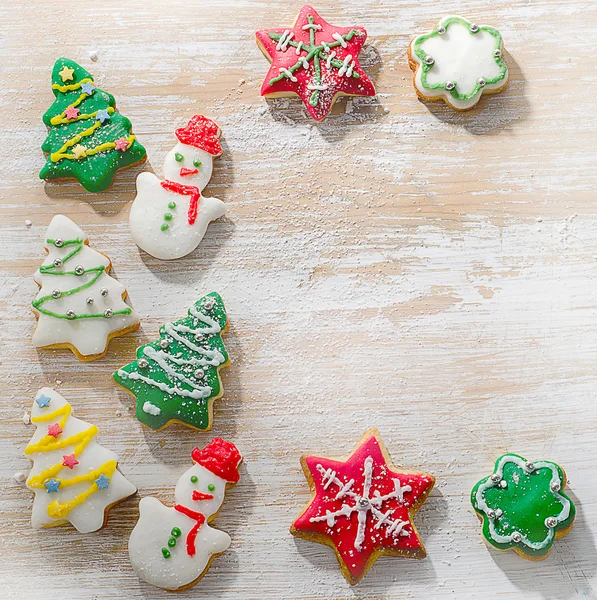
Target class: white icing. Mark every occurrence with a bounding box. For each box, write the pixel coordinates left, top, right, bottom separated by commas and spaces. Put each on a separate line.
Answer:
411, 16, 508, 110
129, 139, 226, 261
129, 463, 233, 590
309, 457, 412, 552
325, 51, 336, 69
338, 54, 355, 77
474, 455, 571, 550
26, 388, 136, 533
295, 41, 304, 54
299, 56, 310, 70
302, 23, 322, 31
279, 67, 298, 82
142, 401, 161, 416
332, 32, 347, 47
307, 83, 329, 91
32, 215, 139, 358
276, 30, 292, 51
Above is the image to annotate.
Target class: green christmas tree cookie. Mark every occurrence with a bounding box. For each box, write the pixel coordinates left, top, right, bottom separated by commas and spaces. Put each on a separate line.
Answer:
40, 58, 146, 192
471, 453, 575, 560
113, 292, 229, 431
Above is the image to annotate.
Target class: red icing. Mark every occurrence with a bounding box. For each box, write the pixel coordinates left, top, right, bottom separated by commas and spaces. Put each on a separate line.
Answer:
179, 167, 199, 177
256, 5, 375, 121
175, 115, 222, 156
192, 490, 214, 502
47, 423, 62, 438
174, 504, 206, 557
292, 435, 434, 581
160, 180, 201, 226
191, 438, 241, 484
62, 454, 79, 469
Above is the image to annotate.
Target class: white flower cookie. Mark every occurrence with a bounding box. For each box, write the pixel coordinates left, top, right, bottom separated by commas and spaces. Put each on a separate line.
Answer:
408, 15, 508, 110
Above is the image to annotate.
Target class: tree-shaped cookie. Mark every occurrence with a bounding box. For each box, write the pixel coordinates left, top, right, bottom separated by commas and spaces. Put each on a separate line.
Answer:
471, 453, 576, 560
31, 215, 140, 361
25, 388, 137, 533
40, 58, 146, 191
113, 292, 229, 430
129, 115, 226, 260
129, 438, 242, 590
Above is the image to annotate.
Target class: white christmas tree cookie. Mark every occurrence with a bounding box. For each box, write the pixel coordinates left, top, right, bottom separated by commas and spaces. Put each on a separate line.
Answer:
408, 15, 508, 110
129, 115, 226, 260
25, 388, 137, 533
129, 438, 242, 591
31, 214, 140, 361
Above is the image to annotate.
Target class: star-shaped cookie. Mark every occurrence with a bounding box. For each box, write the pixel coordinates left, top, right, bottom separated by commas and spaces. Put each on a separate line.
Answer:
256, 5, 376, 121
291, 428, 435, 584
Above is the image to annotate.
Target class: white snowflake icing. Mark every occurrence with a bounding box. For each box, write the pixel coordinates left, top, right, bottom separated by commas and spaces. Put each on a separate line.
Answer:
310, 456, 412, 551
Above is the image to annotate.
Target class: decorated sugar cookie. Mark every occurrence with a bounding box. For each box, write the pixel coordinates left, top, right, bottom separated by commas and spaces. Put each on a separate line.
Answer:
256, 5, 376, 121
291, 428, 435, 584
113, 292, 229, 431
129, 438, 241, 591
40, 58, 146, 191
471, 453, 575, 560
408, 16, 508, 110
129, 115, 225, 260
31, 215, 140, 361
25, 388, 136, 533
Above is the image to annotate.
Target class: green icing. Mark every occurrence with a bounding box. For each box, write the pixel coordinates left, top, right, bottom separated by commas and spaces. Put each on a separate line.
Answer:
160, 223, 169, 231
164, 212, 173, 221
175, 152, 184, 162
190, 475, 198, 483
412, 16, 507, 102
193, 159, 202, 168
161, 548, 171, 559
31, 237, 132, 320
168, 201, 177, 209
39, 58, 146, 192
471, 453, 575, 558
207, 483, 216, 492
113, 292, 229, 431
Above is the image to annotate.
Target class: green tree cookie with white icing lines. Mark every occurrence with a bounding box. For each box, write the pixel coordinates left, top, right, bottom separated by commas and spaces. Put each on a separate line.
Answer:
40, 58, 146, 192
113, 293, 229, 431
471, 453, 575, 560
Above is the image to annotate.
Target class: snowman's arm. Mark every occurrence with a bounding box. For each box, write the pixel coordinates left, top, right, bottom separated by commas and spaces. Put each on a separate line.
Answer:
200, 196, 226, 221
138, 495, 166, 514
135, 171, 162, 194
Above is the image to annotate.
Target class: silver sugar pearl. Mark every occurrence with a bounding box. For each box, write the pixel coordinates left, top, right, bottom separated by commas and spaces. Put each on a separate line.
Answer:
499, 480, 507, 489
445, 81, 455, 91
159, 339, 169, 349
86, 297, 94, 305
478, 77, 486, 87
203, 299, 215, 310
424, 55, 434, 65
551, 482, 561, 492
104, 308, 113, 318
138, 358, 149, 368
525, 461, 535, 471
74, 265, 85, 276
194, 333, 204, 341
100, 287, 109, 297
495, 508, 503, 518
53, 258, 63, 267
437, 26, 446, 34
470, 23, 479, 33
486, 509, 496, 519
66, 310, 76, 319
51, 289, 61, 299
490, 473, 501, 483
54, 239, 64, 247
494, 49, 502, 58
194, 369, 204, 379
511, 532, 522, 543
358, 498, 369, 507
546, 517, 558, 528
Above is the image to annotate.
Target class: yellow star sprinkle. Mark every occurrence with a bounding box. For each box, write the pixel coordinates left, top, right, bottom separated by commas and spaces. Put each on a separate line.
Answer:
71, 144, 87, 159
58, 65, 75, 82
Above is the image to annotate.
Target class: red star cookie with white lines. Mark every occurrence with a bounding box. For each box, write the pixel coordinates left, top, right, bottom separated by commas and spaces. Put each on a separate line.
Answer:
290, 429, 435, 584
256, 5, 376, 121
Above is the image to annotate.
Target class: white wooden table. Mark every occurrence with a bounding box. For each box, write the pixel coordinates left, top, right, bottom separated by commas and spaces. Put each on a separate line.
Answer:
1, 1, 596, 598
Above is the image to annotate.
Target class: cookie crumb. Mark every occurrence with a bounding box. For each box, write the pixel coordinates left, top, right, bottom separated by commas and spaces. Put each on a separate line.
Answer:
13, 472, 26, 483
23, 412, 30, 425
90, 51, 98, 62
25, 219, 32, 228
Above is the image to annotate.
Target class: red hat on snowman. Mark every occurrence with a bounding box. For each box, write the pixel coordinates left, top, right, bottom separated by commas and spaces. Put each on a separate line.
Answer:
175, 115, 223, 157
191, 438, 242, 483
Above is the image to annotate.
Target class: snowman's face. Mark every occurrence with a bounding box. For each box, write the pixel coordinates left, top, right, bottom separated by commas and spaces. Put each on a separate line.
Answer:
163, 142, 214, 190
175, 463, 225, 517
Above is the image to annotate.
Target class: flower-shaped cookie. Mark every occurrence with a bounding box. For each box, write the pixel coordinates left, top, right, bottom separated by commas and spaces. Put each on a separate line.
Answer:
408, 15, 508, 110
471, 454, 575, 560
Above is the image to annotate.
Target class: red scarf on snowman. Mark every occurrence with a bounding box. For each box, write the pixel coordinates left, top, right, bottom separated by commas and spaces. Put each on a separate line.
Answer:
174, 438, 241, 557
160, 115, 223, 228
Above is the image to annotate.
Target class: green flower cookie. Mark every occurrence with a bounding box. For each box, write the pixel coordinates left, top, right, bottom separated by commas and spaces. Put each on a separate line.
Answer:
471, 453, 575, 560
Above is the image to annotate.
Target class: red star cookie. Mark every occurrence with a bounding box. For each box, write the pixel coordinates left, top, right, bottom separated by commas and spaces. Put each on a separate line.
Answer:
291, 429, 435, 584
256, 5, 376, 121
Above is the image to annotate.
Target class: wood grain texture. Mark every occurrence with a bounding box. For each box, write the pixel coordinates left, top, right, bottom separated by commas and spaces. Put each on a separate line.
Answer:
1, 0, 596, 598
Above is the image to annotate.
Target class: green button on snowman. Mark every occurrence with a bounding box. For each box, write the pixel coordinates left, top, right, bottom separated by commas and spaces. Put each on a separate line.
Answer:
129, 115, 226, 260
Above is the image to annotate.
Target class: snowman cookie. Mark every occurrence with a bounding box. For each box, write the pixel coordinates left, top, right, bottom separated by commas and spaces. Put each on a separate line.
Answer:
129, 115, 225, 260
408, 16, 508, 110
128, 438, 242, 591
